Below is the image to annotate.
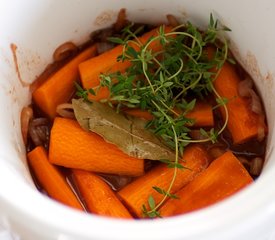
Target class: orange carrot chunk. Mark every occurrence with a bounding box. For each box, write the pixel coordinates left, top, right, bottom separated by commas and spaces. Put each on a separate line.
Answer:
124, 108, 154, 121
27, 146, 83, 210
33, 45, 97, 119
79, 26, 173, 101
185, 102, 214, 127
124, 101, 214, 127
73, 169, 132, 219
49, 117, 144, 176
160, 151, 253, 216
118, 144, 210, 217
214, 62, 267, 144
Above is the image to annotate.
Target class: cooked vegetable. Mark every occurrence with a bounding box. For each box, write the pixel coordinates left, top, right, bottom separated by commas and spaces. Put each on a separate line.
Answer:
73, 169, 132, 218
81, 17, 232, 215
72, 98, 175, 161
185, 102, 214, 127
124, 108, 154, 121
166, 14, 180, 27
250, 157, 263, 176
159, 151, 253, 216
124, 101, 214, 127
78, 26, 173, 101
56, 103, 75, 119
213, 62, 267, 144
28, 118, 50, 148
89, 16, 231, 181
24, 11, 268, 220
114, 8, 127, 32
27, 146, 83, 210
21, 106, 33, 145
118, 144, 210, 217
33, 45, 97, 118
53, 42, 78, 62
49, 117, 144, 176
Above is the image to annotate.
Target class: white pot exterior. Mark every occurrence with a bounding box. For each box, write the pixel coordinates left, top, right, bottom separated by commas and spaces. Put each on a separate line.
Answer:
0, 0, 275, 239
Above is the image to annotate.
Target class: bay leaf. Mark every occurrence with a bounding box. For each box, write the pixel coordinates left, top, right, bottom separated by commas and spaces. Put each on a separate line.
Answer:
72, 98, 175, 161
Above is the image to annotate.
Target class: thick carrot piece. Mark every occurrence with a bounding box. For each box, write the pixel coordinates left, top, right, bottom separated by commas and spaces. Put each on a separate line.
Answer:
124, 102, 214, 127
27, 146, 83, 210
79, 45, 130, 101
33, 45, 97, 118
124, 108, 154, 121
49, 117, 144, 176
160, 151, 253, 217
73, 169, 132, 219
79, 26, 173, 101
213, 62, 267, 144
118, 145, 210, 217
185, 102, 214, 127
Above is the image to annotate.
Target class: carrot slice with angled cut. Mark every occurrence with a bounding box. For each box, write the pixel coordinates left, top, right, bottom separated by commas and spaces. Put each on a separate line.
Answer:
49, 117, 144, 176
124, 101, 214, 127
78, 26, 173, 101
28, 146, 83, 210
33, 45, 97, 118
73, 169, 132, 219
160, 151, 253, 216
118, 144, 210, 217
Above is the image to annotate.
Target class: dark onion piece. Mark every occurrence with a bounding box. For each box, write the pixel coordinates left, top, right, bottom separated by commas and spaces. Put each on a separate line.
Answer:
238, 78, 263, 114
114, 8, 127, 32
249, 89, 263, 115
21, 107, 33, 145
90, 28, 114, 43
250, 157, 263, 176
31, 118, 48, 127
90, 29, 101, 42
166, 14, 179, 27
208, 147, 226, 159
257, 127, 265, 142
238, 77, 265, 141
28, 125, 43, 146
100, 174, 133, 191
53, 42, 77, 62
56, 103, 75, 119
238, 156, 251, 168
35, 126, 48, 142
257, 116, 266, 142
238, 78, 253, 97
28, 118, 49, 147
97, 42, 115, 54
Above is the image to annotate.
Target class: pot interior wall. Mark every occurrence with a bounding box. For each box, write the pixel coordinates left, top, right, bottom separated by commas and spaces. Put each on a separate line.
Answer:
0, 2, 274, 240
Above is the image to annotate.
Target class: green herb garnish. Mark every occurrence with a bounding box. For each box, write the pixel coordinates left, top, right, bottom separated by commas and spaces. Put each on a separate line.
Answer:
77, 14, 230, 218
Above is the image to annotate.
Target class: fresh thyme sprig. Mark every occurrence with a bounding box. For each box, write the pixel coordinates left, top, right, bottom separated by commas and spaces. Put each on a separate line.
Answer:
78, 14, 231, 218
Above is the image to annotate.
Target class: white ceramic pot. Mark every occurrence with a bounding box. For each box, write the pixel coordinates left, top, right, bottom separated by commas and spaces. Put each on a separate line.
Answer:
0, 0, 275, 239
